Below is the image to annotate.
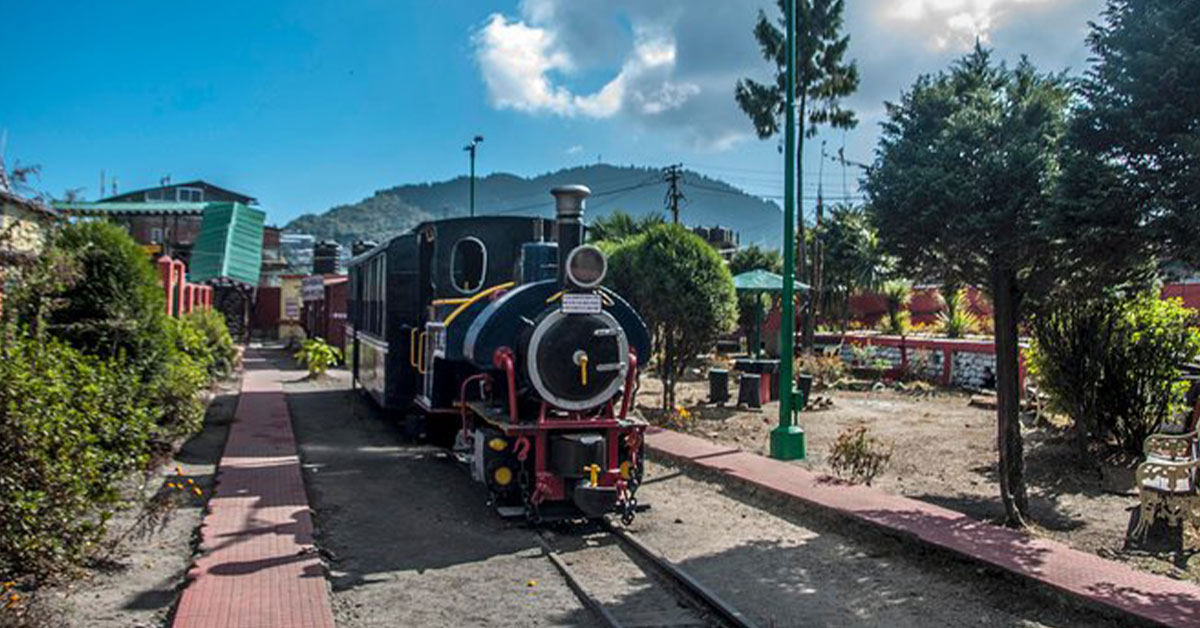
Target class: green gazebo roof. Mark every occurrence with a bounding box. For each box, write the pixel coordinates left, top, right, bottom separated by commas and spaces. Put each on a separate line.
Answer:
189, 202, 265, 285
731, 268, 809, 293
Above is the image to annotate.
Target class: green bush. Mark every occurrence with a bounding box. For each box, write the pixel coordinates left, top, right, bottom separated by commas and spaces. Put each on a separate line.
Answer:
828, 426, 893, 485
295, 337, 342, 376
937, 287, 979, 338
151, 320, 211, 438
46, 222, 169, 378
879, 279, 912, 335
0, 325, 154, 578
1030, 294, 1200, 453
181, 310, 237, 380
604, 224, 737, 409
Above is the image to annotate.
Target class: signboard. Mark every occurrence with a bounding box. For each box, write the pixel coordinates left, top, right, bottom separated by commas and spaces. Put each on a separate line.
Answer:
301, 276, 326, 302
561, 292, 602, 314
284, 299, 300, 320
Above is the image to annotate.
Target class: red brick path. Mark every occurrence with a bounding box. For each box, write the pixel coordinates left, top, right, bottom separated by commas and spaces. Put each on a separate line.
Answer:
173, 351, 335, 628
647, 428, 1200, 628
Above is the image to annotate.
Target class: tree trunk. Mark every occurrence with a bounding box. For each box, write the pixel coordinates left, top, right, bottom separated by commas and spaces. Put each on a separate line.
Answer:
992, 268, 1030, 526
662, 326, 675, 411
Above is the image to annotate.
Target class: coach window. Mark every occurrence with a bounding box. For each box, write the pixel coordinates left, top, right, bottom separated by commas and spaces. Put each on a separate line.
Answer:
451, 237, 486, 294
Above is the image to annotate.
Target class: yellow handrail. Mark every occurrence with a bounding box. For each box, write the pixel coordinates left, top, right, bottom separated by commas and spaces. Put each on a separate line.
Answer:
442, 282, 515, 327
417, 330, 428, 374
409, 328, 419, 368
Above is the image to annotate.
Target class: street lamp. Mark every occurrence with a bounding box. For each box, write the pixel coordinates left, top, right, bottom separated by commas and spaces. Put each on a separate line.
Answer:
464, 135, 484, 217
770, 0, 806, 460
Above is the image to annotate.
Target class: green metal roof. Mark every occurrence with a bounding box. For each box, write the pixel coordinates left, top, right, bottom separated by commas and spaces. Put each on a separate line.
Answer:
731, 269, 809, 293
189, 202, 265, 285
52, 201, 209, 216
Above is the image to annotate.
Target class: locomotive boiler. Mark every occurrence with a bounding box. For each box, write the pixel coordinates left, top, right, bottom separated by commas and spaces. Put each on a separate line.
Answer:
347, 185, 650, 522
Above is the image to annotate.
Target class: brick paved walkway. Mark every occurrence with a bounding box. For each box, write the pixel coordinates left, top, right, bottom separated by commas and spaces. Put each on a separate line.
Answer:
173, 351, 335, 628
647, 428, 1200, 628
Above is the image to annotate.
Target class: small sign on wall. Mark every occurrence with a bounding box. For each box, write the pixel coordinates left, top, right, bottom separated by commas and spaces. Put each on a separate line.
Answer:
301, 276, 325, 302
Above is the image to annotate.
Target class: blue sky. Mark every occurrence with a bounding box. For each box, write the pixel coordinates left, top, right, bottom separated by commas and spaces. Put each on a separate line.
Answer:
1, 0, 1104, 227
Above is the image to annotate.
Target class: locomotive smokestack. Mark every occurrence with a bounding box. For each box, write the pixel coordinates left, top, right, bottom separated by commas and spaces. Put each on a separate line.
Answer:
551, 184, 590, 286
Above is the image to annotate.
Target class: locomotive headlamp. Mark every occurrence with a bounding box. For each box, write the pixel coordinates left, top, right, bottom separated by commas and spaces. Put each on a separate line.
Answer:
565, 245, 607, 288
493, 466, 513, 486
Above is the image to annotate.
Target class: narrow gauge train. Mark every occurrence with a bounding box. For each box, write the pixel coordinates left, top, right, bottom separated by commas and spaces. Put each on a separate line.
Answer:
346, 185, 650, 523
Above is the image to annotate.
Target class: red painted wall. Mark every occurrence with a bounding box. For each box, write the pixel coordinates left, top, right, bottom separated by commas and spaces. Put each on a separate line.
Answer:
849, 286, 991, 327
1163, 283, 1200, 313
254, 286, 282, 330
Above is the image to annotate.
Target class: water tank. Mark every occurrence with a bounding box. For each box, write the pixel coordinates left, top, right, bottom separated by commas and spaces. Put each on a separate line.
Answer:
352, 240, 378, 256
313, 240, 341, 274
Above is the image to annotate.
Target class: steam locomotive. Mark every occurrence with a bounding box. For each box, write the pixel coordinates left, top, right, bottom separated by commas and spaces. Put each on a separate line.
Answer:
346, 185, 650, 523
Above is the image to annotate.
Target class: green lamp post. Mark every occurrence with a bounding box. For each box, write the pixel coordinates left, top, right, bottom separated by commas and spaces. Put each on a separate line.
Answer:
770, 0, 806, 460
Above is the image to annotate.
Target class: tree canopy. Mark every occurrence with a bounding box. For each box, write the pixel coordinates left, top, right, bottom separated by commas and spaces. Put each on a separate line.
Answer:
1075, 0, 1200, 264
605, 224, 737, 410
864, 45, 1074, 525
735, 0, 859, 139
587, 209, 665, 244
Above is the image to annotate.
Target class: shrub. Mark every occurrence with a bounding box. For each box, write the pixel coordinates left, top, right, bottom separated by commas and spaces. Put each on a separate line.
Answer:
827, 426, 893, 485
879, 280, 913, 336
0, 325, 154, 578
605, 224, 737, 410
796, 354, 845, 389
181, 310, 237, 379
295, 337, 342, 376
938, 287, 979, 338
45, 222, 169, 379
1030, 294, 1200, 453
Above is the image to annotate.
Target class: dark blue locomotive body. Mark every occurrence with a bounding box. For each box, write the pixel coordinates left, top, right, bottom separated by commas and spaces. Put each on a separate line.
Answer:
346, 185, 649, 522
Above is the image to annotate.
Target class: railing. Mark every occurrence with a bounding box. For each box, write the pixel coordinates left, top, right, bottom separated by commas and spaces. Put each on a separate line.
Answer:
156, 255, 212, 316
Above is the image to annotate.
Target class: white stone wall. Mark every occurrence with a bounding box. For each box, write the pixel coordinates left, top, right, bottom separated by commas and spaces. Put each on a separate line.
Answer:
818, 339, 997, 389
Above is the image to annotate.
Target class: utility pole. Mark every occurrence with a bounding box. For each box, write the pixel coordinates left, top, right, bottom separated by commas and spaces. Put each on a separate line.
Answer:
806, 139, 827, 348
663, 164, 684, 224
771, 0, 805, 460
464, 135, 484, 217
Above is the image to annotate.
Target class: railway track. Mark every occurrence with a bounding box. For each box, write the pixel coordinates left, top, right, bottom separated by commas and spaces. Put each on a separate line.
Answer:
537, 519, 760, 628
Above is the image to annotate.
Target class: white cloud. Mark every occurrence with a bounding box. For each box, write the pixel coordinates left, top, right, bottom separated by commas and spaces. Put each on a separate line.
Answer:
882, 0, 1056, 50
472, 1, 756, 150
471, 0, 1097, 153
565, 144, 583, 155
474, 13, 697, 120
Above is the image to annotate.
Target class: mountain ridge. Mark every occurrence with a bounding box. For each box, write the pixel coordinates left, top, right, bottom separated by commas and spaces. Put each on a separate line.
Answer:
284, 164, 784, 249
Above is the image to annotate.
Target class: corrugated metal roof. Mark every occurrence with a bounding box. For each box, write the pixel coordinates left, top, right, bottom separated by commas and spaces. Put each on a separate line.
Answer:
732, 269, 809, 292
2, 190, 59, 218
189, 202, 265, 285
52, 201, 208, 216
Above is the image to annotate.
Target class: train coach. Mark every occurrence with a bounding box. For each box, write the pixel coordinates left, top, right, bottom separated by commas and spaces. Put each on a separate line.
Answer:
346, 185, 651, 523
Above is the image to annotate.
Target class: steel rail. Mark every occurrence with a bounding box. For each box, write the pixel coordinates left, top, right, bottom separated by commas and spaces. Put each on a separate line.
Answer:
536, 522, 761, 628
601, 520, 761, 628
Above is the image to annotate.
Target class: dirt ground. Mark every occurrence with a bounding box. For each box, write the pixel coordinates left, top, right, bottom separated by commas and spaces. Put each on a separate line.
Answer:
636, 372, 1198, 583
42, 376, 240, 628
630, 459, 1125, 628
276, 351, 1132, 627
279, 358, 596, 628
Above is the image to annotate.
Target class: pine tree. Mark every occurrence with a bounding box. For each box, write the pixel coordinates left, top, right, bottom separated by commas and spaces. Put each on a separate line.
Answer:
735, 0, 859, 351
1075, 0, 1200, 265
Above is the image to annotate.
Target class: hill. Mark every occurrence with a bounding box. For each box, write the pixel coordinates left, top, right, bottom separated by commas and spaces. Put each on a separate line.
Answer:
284, 164, 784, 249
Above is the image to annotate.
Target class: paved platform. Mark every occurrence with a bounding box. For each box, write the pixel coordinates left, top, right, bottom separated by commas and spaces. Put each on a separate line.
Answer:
173, 351, 335, 628
646, 428, 1200, 628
